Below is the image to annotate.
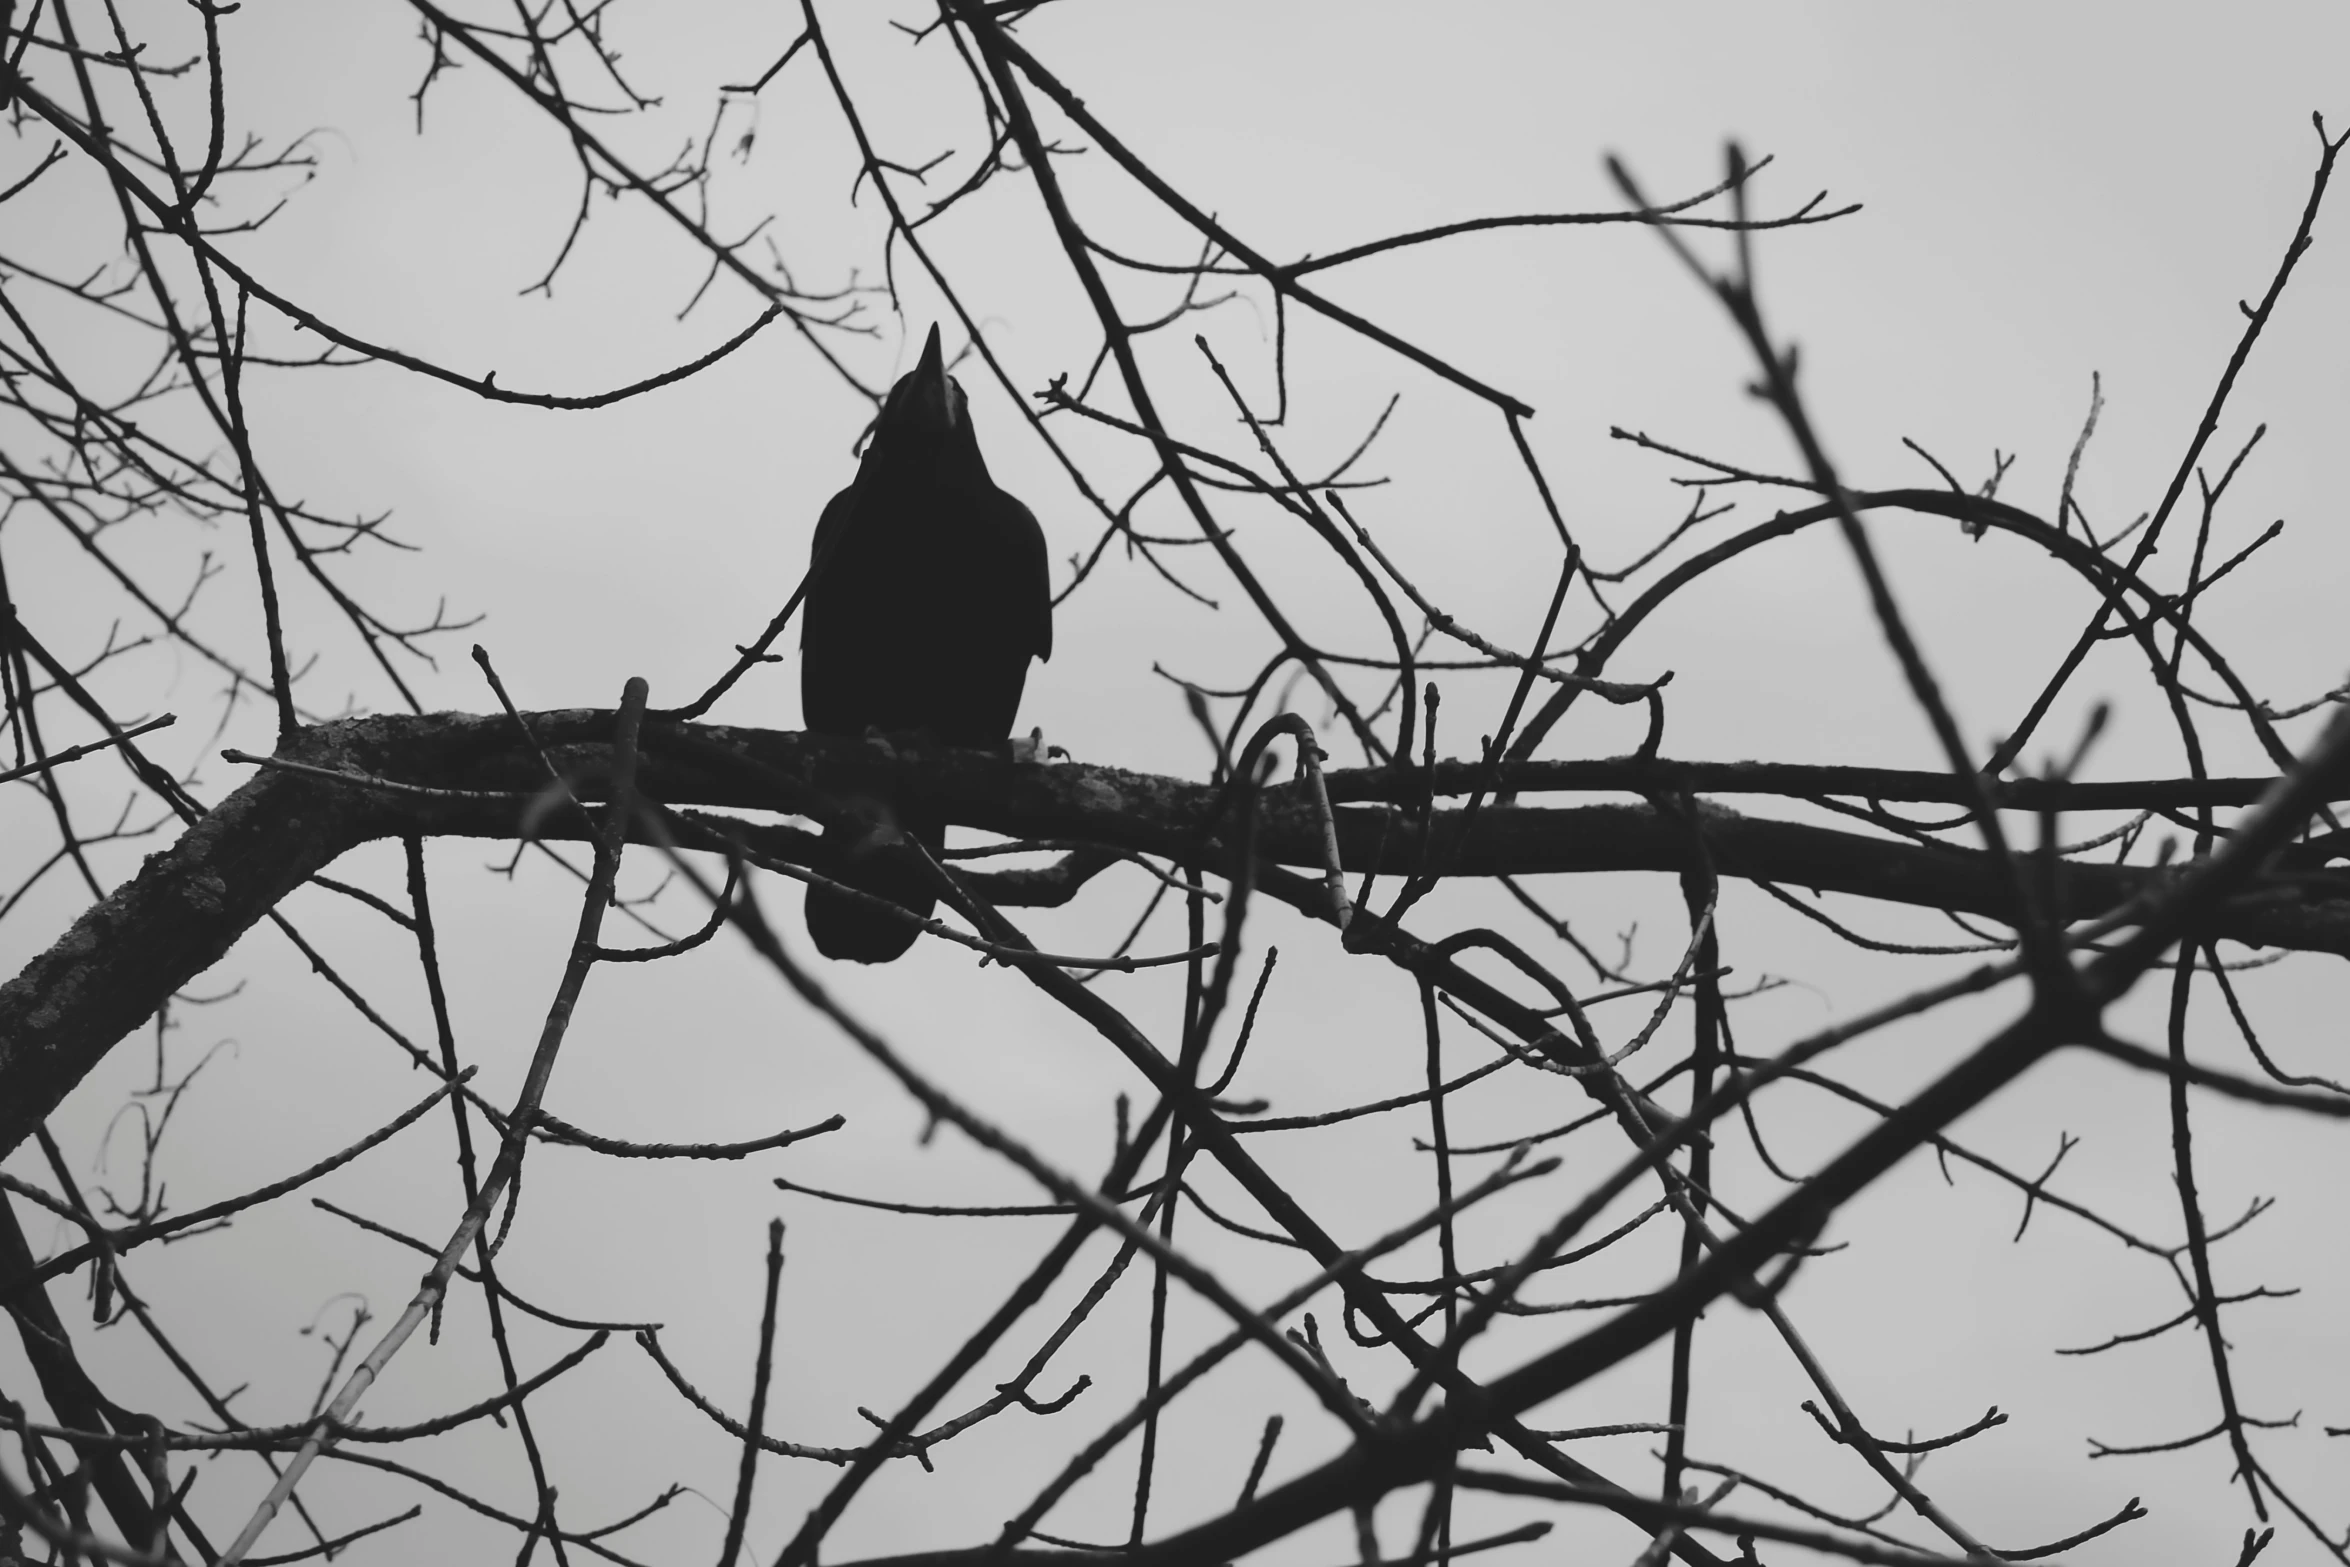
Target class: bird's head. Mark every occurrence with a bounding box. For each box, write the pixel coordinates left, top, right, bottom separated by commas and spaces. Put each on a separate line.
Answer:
876, 324, 969, 442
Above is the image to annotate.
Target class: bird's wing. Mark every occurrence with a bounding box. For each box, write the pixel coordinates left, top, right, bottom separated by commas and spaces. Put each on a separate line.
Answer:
800, 481, 858, 658
995, 488, 1053, 662
807, 481, 856, 579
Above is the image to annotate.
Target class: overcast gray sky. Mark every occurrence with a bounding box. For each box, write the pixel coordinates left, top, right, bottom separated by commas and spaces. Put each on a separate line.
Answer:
5, 4, 2349, 1564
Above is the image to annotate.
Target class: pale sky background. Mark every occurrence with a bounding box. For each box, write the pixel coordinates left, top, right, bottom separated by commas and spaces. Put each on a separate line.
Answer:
4, 3, 2349, 1564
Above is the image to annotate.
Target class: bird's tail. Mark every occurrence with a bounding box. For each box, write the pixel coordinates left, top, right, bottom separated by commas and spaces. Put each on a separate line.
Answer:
805, 808, 942, 964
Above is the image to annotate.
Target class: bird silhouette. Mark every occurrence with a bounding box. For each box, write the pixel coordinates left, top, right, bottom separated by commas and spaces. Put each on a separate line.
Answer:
800, 325, 1052, 962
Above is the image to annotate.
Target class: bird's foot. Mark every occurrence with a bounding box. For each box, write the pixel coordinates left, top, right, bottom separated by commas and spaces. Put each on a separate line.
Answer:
1009, 727, 1068, 764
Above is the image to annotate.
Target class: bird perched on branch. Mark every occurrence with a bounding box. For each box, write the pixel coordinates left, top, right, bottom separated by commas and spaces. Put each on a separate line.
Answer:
800, 325, 1053, 962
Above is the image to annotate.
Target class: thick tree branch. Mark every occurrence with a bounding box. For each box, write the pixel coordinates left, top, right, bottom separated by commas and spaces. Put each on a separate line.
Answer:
3, 710, 2344, 1158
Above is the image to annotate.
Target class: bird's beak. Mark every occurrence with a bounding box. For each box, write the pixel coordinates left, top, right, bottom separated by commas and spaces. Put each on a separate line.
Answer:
911, 324, 955, 429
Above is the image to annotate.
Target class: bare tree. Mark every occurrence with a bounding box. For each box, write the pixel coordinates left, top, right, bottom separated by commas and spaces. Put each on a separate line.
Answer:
2, 6, 2347, 1566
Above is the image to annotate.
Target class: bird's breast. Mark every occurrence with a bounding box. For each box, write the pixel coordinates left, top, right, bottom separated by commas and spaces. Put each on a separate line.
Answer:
801, 476, 1043, 746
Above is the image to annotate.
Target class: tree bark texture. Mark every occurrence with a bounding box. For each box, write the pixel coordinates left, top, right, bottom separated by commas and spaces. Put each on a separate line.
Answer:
3, 709, 2344, 1159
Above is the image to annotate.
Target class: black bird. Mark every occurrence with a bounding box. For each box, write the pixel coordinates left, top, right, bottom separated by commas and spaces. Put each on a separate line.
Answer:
800, 325, 1052, 962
